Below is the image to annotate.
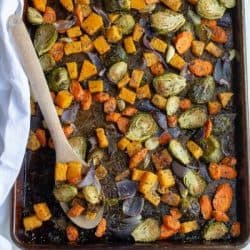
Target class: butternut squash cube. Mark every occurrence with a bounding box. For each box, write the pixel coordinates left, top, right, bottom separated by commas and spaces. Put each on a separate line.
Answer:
117, 137, 130, 151
96, 128, 109, 148
66, 62, 78, 79
79, 60, 97, 81
151, 94, 167, 110
66, 26, 82, 38
208, 101, 222, 115
127, 141, 142, 157
131, 0, 146, 10
132, 168, 146, 181
93, 36, 111, 55
55, 91, 73, 109
33, 203, 52, 221
64, 41, 82, 56
186, 140, 203, 160
106, 26, 122, 43
60, 0, 74, 12
108, 14, 120, 23
119, 87, 136, 104
218, 92, 233, 108
137, 84, 151, 99
129, 69, 144, 88
117, 73, 131, 89
169, 53, 186, 70
205, 42, 223, 58
82, 13, 104, 36
88, 80, 104, 93
139, 171, 158, 194
124, 36, 136, 54
77, 0, 90, 4
133, 23, 145, 42
33, 0, 47, 12
150, 37, 167, 53
55, 162, 68, 181
191, 40, 205, 57
144, 192, 161, 206
23, 215, 42, 231
180, 221, 199, 234
160, 0, 182, 11
67, 161, 82, 183
158, 169, 175, 188
144, 52, 159, 67
80, 35, 93, 53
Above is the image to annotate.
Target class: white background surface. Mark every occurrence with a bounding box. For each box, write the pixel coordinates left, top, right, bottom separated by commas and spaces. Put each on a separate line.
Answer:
1, 1, 250, 249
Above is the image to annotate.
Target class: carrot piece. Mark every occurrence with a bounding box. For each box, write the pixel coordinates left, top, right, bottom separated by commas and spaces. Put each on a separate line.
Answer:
63, 124, 74, 138
174, 31, 193, 55
43, 6, 56, 23
66, 225, 79, 242
219, 165, 237, 179
70, 80, 84, 101
167, 115, 177, 128
94, 92, 110, 103
189, 59, 213, 77
163, 215, 181, 231
201, 19, 217, 28
122, 107, 138, 117
208, 163, 221, 180
106, 112, 121, 123
208, 101, 222, 115
213, 183, 233, 212
159, 225, 176, 240
49, 42, 64, 62
170, 208, 182, 220
67, 203, 85, 217
129, 148, 148, 169
35, 129, 47, 147
230, 221, 241, 237
179, 98, 191, 110
199, 195, 212, 220
116, 117, 129, 133
159, 132, 172, 145
210, 26, 227, 44
95, 218, 107, 238
212, 210, 229, 222
221, 156, 237, 167
150, 62, 165, 76
204, 119, 213, 139
74, 4, 84, 27
81, 90, 92, 110
104, 97, 116, 113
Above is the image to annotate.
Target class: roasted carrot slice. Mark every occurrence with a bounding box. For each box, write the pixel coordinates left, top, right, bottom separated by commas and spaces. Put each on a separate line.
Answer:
210, 26, 227, 44
66, 225, 79, 242
163, 215, 181, 231
221, 156, 237, 167
201, 19, 217, 28
116, 117, 129, 133
159, 225, 176, 240
170, 208, 182, 220
212, 210, 229, 222
213, 183, 233, 212
49, 42, 64, 62
230, 221, 241, 237
175, 31, 193, 55
95, 218, 107, 238
104, 97, 116, 113
122, 107, 138, 117
179, 98, 191, 111
106, 112, 121, 123
70, 80, 84, 101
43, 6, 56, 23
81, 90, 92, 110
189, 59, 213, 77
199, 195, 212, 220
159, 132, 172, 145
208, 163, 221, 180
204, 119, 213, 139
93, 92, 110, 103
129, 148, 148, 169
219, 165, 237, 179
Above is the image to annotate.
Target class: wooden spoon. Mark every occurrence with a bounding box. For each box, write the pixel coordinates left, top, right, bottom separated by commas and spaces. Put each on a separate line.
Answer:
8, 15, 104, 229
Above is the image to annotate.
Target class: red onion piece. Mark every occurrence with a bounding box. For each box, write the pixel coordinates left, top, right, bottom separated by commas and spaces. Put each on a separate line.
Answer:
116, 180, 137, 200
61, 103, 79, 124
92, 6, 110, 27
77, 165, 95, 188
86, 52, 103, 71
54, 16, 76, 32
123, 197, 144, 217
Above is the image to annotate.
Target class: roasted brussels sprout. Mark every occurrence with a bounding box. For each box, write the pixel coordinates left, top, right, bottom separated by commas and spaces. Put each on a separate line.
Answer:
27, 7, 43, 25
166, 96, 180, 116
200, 135, 222, 163
181, 196, 200, 218
151, 10, 186, 34
131, 218, 160, 242
178, 107, 207, 129
48, 67, 70, 92
196, 0, 226, 20
126, 113, 158, 142
39, 54, 56, 72
104, 0, 131, 11
203, 221, 228, 240
53, 184, 78, 202
212, 114, 233, 135
219, 0, 236, 8
87, 149, 104, 166
69, 136, 87, 160
115, 14, 135, 35
189, 76, 215, 104
153, 73, 186, 97
82, 185, 100, 204
34, 24, 58, 56
107, 62, 128, 83
105, 45, 128, 67
183, 170, 207, 196
168, 139, 191, 165
195, 24, 212, 43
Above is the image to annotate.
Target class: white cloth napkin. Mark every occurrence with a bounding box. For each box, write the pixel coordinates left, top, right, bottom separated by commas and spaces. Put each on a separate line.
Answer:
0, 0, 30, 248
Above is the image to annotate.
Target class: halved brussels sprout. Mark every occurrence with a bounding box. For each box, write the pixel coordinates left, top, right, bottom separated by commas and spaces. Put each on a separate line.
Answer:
219, 0, 236, 8
82, 185, 100, 204
166, 96, 180, 116
203, 221, 228, 240
34, 24, 58, 56
183, 170, 206, 196
195, 24, 212, 43
151, 10, 186, 34
27, 7, 43, 25
181, 196, 200, 218
153, 73, 186, 97
196, 0, 226, 20
168, 139, 191, 165
48, 67, 70, 92
212, 114, 233, 135
200, 135, 222, 163
189, 76, 215, 104
105, 45, 128, 67
104, 0, 131, 11
178, 107, 207, 129
115, 14, 135, 35
131, 218, 160, 242
69, 136, 87, 160
53, 184, 78, 202
87, 149, 104, 166
126, 113, 158, 142
39, 54, 56, 72
107, 61, 128, 83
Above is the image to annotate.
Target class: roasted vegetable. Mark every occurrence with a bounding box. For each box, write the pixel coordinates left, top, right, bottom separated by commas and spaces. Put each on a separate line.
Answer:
195, 24, 212, 43
131, 218, 160, 242
166, 96, 180, 116
115, 14, 135, 35
27, 7, 43, 25
189, 76, 215, 104
105, 46, 128, 68
153, 73, 186, 97
108, 62, 128, 83
212, 114, 233, 135
126, 113, 158, 142
178, 107, 207, 129
53, 184, 78, 202
69, 136, 87, 160
39, 53, 56, 72
34, 24, 58, 56
23, 215, 42, 231
82, 185, 100, 204
181, 196, 200, 218
219, 0, 236, 8
48, 67, 70, 92
180, 220, 199, 234
203, 221, 228, 240
151, 10, 186, 34
104, 0, 131, 12
33, 203, 52, 221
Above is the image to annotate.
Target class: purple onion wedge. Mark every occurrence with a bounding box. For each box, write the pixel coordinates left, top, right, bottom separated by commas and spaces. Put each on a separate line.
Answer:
116, 180, 137, 200
123, 197, 144, 217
